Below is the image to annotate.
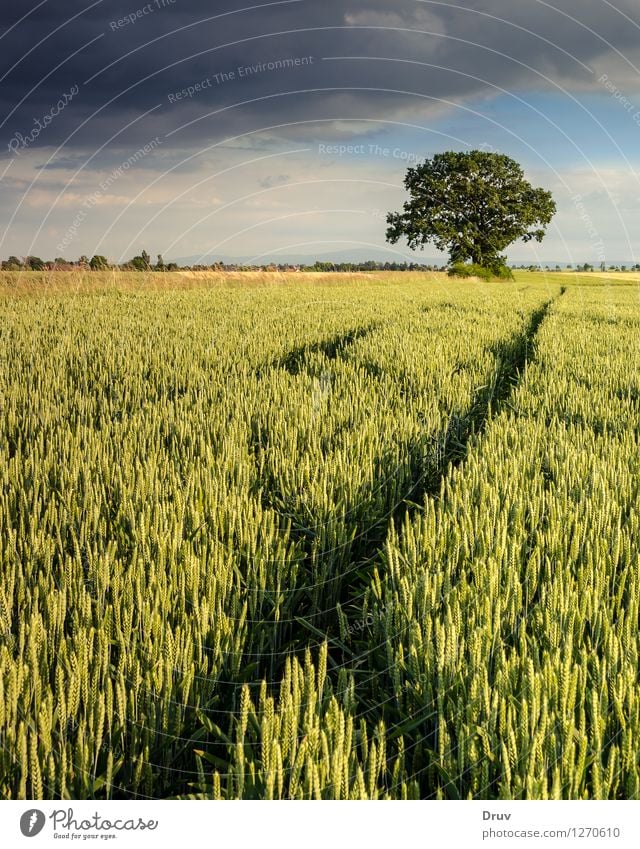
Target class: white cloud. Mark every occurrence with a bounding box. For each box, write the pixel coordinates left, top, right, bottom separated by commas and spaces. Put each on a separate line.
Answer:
344, 7, 444, 31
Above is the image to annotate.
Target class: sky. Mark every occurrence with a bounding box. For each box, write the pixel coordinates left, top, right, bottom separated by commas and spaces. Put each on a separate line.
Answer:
1, 0, 640, 265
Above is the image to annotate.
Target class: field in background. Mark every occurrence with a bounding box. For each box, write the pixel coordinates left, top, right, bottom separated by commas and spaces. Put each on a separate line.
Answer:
0, 269, 447, 296
1, 271, 640, 799
3, 267, 640, 295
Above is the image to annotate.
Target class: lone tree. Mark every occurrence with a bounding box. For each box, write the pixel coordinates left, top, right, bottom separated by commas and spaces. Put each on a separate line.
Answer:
386, 150, 556, 275
127, 250, 152, 271
90, 254, 109, 270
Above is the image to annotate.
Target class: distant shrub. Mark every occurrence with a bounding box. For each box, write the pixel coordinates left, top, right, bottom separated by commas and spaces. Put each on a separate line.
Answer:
448, 262, 492, 280
448, 262, 514, 281
90, 255, 109, 271
492, 263, 515, 280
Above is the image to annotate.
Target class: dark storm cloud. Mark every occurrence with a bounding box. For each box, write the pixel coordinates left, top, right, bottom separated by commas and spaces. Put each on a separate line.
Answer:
1, 0, 639, 155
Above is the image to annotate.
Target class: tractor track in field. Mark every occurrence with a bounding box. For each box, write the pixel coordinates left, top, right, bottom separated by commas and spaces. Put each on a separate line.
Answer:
242, 290, 566, 661
330, 288, 566, 663
186, 288, 567, 790
414, 291, 562, 503
274, 324, 377, 375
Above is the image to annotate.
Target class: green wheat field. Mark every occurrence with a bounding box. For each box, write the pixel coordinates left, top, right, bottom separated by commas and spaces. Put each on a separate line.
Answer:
1, 269, 640, 800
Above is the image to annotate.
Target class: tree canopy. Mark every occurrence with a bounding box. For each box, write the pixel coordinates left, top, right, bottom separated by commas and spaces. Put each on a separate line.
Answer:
90, 255, 109, 270
386, 150, 556, 274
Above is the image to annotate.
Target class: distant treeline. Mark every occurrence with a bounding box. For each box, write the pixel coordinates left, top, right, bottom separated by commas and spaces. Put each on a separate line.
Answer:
0, 253, 443, 273
515, 263, 640, 272
3, 253, 640, 274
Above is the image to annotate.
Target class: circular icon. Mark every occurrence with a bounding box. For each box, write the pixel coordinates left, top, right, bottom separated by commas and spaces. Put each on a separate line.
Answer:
20, 810, 46, 838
